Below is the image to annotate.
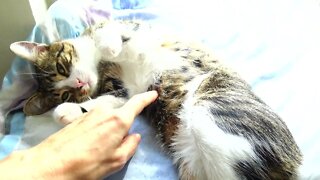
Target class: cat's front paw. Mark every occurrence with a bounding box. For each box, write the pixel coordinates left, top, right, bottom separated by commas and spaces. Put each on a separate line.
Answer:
94, 26, 123, 60
53, 103, 84, 125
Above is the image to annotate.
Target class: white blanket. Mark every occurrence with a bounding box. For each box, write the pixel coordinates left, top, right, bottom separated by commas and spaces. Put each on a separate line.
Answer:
1, 0, 320, 179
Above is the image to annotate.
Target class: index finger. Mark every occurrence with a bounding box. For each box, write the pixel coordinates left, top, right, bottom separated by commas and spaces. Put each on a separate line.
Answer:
118, 91, 158, 124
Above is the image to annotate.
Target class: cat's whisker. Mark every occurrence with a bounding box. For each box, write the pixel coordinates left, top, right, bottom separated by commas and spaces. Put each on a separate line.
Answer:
17, 72, 50, 76
12, 75, 44, 81
16, 72, 53, 79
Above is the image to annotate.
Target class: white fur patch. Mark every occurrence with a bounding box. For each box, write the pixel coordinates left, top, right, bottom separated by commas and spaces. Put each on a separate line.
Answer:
104, 29, 185, 97
53, 102, 83, 125
94, 21, 124, 59
172, 74, 256, 179
55, 37, 99, 94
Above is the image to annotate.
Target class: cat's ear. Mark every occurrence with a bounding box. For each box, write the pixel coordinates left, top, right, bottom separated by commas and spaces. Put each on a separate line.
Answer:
10, 41, 49, 62
23, 92, 56, 115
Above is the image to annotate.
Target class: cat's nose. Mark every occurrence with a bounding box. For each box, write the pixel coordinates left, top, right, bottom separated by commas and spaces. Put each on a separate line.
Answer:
76, 78, 87, 88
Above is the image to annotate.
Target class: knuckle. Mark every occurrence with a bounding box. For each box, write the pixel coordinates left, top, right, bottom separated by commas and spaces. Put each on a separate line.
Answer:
91, 106, 105, 114
115, 154, 128, 167
87, 107, 112, 121
118, 154, 128, 164
109, 114, 127, 129
110, 163, 125, 172
111, 154, 127, 170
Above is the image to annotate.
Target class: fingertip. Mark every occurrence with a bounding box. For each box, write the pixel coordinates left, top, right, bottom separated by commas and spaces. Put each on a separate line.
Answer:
121, 91, 159, 120
118, 133, 141, 158
123, 133, 141, 144
147, 90, 158, 100
140, 90, 159, 105
134, 133, 141, 142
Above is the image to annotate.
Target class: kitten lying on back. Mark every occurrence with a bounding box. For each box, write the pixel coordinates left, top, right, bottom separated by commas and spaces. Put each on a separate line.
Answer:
10, 20, 302, 180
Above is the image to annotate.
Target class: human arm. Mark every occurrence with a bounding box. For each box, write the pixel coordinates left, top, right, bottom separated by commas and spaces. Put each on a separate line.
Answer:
0, 91, 158, 180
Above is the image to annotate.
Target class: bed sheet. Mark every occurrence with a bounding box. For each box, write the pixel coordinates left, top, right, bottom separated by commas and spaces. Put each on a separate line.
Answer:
1, 0, 320, 179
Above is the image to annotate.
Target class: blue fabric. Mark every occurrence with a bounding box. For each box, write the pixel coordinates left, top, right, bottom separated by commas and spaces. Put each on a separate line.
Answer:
112, 0, 150, 10
0, 113, 25, 159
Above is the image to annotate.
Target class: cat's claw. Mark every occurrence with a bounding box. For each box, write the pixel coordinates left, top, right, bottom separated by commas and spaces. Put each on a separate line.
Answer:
53, 102, 84, 125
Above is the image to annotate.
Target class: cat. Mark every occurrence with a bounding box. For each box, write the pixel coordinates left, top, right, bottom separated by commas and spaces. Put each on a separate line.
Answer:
10, 19, 302, 180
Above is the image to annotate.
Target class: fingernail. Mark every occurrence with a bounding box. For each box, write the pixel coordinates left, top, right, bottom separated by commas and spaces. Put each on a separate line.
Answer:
135, 134, 141, 141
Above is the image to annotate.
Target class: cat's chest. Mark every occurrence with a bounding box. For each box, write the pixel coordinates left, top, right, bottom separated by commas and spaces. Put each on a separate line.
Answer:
96, 61, 159, 98
96, 40, 216, 98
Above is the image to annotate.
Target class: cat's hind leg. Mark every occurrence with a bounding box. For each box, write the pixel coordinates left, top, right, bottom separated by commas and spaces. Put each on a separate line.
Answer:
172, 104, 256, 180
170, 74, 256, 180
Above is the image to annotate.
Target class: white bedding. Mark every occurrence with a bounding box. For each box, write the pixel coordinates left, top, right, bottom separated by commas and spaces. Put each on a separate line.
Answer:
1, 0, 320, 179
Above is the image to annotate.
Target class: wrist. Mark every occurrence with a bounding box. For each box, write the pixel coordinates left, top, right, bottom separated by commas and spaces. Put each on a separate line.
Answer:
5, 148, 66, 180
26, 145, 89, 180
25, 146, 68, 180
0, 149, 42, 179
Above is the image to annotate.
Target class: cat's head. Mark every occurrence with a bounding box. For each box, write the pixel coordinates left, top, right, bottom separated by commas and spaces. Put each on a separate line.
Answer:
10, 20, 141, 115
10, 39, 99, 115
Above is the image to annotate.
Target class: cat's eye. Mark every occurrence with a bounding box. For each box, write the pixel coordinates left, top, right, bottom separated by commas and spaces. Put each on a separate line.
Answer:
61, 91, 70, 102
56, 62, 67, 76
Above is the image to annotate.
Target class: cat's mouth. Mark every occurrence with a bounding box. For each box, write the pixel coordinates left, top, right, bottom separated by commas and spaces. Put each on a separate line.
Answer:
78, 84, 90, 95
76, 78, 92, 95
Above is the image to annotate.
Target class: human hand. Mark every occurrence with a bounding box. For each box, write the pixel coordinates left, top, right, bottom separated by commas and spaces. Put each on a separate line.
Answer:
0, 91, 158, 180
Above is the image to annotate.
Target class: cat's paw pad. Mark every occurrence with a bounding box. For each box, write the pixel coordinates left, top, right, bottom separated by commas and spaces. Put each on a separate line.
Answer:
53, 103, 84, 125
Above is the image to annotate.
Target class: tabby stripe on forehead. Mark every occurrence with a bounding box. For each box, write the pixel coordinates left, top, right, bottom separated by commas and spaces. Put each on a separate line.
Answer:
61, 58, 71, 71
56, 44, 65, 58
69, 45, 75, 60
66, 52, 73, 62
